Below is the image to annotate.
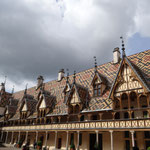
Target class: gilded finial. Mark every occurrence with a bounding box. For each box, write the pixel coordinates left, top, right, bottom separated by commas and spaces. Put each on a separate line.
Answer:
73, 70, 76, 84
94, 56, 97, 72
24, 83, 28, 94
66, 69, 69, 83
120, 36, 126, 57
12, 85, 14, 95
4, 76, 7, 85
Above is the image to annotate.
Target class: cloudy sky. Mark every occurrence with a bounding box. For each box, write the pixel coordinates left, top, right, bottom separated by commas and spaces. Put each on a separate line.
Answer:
0, 0, 150, 92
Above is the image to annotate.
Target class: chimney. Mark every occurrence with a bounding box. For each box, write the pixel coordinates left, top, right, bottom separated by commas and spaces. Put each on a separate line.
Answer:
113, 47, 120, 64
36, 75, 44, 89
58, 69, 65, 81
0, 83, 5, 92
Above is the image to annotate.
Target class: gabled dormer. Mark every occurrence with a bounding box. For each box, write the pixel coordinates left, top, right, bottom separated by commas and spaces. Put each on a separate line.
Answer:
4, 105, 17, 121
19, 87, 37, 119
109, 56, 150, 99
91, 71, 107, 97
63, 70, 71, 103
91, 57, 107, 97
65, 71, 88, 114
109, 40, 150, 110
20, 101, 28, 119
36, 88, 56, 118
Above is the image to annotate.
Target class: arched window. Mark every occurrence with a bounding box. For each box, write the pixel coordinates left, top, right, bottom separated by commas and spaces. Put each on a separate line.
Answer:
114, 98, 120, 110
130, 92, 138, 108
139, 95, 148, 108
121, 93, 128, 109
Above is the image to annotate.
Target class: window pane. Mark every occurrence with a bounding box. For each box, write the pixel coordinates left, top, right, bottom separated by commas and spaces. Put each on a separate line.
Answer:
98, 84, 101, 88
94, 89, 97, 96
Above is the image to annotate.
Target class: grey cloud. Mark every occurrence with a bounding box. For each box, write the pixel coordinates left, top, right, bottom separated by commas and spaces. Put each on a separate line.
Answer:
0, 0, 148, 90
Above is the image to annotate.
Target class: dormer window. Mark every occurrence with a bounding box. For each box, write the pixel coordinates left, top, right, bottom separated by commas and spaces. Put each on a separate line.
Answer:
93, 83, 101, 97
91, 70, 107, 97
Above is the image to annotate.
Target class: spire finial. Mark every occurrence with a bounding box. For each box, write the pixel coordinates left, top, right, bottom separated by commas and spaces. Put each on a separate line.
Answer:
66, 68, 69, 83
12, 85, 14, 95
73, 70, 76, 84
24, 83, 28, 94
4, 76, 7, 85
120, 36, 126, 57
94, 56, 97, 72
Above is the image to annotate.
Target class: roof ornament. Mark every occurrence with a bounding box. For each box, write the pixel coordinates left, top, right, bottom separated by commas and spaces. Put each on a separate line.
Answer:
66, 68, 69, 83
24, 83, 28, 95
94, 56, 97, 72
11, 85, 14, 95
120, 36, 126, 58
73, 70, 76, 84
4, 76, 7, 85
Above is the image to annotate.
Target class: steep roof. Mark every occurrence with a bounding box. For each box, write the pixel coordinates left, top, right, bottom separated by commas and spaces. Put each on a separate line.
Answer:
10, 49, 150, 116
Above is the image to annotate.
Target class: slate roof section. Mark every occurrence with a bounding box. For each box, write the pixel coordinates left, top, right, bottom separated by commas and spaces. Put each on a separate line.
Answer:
8, 49, 150, 117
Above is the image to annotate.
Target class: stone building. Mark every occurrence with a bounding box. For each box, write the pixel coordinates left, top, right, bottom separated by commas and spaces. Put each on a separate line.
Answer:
0, 47, 150, 150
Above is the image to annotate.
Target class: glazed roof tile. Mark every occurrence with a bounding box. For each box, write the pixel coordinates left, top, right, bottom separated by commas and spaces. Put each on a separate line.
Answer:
9, 49, 150, 117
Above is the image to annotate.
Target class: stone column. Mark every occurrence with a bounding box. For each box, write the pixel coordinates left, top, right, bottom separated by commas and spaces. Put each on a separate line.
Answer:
45, 131, 48, 147
25, 131, 28, 144
130, 131, 135, 148
109, 130, 113, 150
11, 132, 14, 144
55, 131, 58, 149
95, 130, 98, 146
5, 131, 8, 143
1, 131, 3, 141
66, 131, 69, 150
77, 131, 80, 150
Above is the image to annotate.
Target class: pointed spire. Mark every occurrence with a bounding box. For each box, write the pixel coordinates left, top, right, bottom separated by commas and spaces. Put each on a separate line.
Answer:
24, 83, 28, 95
66, 68, 69, 83
4, 76, 7, 85
120, 36, 126, 58
94, 56, 97, 72
11, 85, 14, 95
73, 70, 76, 84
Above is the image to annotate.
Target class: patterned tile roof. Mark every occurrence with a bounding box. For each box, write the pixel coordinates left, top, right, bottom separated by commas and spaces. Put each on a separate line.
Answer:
9, 49, 150, 118
6, 105, 17, 114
